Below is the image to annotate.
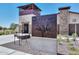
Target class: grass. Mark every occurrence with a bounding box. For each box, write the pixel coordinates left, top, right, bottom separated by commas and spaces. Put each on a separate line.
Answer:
69, 47, 79, 55
66, 40, 79, 55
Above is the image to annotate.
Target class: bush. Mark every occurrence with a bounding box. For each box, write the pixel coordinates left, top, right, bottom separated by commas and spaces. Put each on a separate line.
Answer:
0, 30, 15, 35
57, 34, 62, 40
72, 33, 78, 41
0, 31, 5, 35
5, 30, 15, 35
57, 34, 66, 45
57, 34, 69, 41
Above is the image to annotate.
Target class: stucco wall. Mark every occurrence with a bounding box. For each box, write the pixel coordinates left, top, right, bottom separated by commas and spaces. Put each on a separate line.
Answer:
69, 13, 79, 24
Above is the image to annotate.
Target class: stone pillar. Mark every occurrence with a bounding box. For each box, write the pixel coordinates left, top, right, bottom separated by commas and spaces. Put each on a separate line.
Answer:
59, 7, 70, 35
19, 22, 24, 33
29, 23, 32, 35
19, 25, 22, 33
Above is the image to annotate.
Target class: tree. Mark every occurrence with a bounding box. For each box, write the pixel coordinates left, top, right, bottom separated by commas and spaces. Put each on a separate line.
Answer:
10, 23, 18, 30
3, 27, 8, 30
0, 26, 3, 30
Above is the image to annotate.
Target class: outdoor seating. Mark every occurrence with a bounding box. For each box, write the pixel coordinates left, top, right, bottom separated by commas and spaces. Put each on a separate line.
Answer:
14, 33, 30, 45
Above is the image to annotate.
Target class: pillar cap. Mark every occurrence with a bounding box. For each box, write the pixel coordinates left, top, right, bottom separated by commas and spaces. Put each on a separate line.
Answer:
59, 6, 70, 10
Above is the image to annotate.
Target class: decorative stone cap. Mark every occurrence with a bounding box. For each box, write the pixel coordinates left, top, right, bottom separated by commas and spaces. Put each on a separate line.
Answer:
17, 3, 41, 11
59, 6, 70, 10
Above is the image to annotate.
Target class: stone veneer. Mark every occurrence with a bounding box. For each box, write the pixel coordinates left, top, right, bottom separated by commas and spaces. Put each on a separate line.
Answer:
19, 14, 36, 34
59, 7, 70, 35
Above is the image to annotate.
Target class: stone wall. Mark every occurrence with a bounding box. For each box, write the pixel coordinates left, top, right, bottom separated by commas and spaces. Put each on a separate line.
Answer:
59, 7, 70, 35
19, 14, 36, 34
57, 11, 79, 35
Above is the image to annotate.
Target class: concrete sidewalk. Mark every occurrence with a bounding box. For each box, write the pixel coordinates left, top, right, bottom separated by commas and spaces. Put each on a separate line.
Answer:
0, 34, 18, 45
0, 46, 31, 55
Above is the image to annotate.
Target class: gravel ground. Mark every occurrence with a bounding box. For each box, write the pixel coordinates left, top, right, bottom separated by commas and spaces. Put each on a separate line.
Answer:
57, 38, 79, 55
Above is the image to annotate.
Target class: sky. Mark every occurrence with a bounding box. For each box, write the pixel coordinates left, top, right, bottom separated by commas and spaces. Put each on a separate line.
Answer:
0, 3, 79, 28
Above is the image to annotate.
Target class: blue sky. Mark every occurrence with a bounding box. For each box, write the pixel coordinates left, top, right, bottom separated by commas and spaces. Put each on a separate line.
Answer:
0, 3, 79, 28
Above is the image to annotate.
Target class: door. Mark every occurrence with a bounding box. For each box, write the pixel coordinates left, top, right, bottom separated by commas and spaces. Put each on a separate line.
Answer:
23, 24, 29, 33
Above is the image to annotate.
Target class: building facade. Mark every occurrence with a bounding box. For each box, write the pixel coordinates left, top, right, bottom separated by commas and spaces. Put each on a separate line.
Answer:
57, 7, 79, 36
18, 3, 79, 38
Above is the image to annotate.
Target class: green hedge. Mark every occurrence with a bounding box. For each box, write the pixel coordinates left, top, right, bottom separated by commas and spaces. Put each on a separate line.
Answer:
0, 30, 15, 35
0, 31, 5, 35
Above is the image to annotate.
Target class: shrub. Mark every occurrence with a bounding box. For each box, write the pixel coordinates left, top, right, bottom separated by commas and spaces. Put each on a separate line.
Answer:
57, 34, 67, 45
57, 34, 69, 41
72, 33, 78, 41
70, 47, 76, 51
57, 34, 62, 40
0, 31, 5, 35
0, 30, 15, 35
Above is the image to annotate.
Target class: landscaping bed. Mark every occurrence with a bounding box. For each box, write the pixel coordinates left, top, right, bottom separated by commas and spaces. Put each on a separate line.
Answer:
57, 34, 79, 55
